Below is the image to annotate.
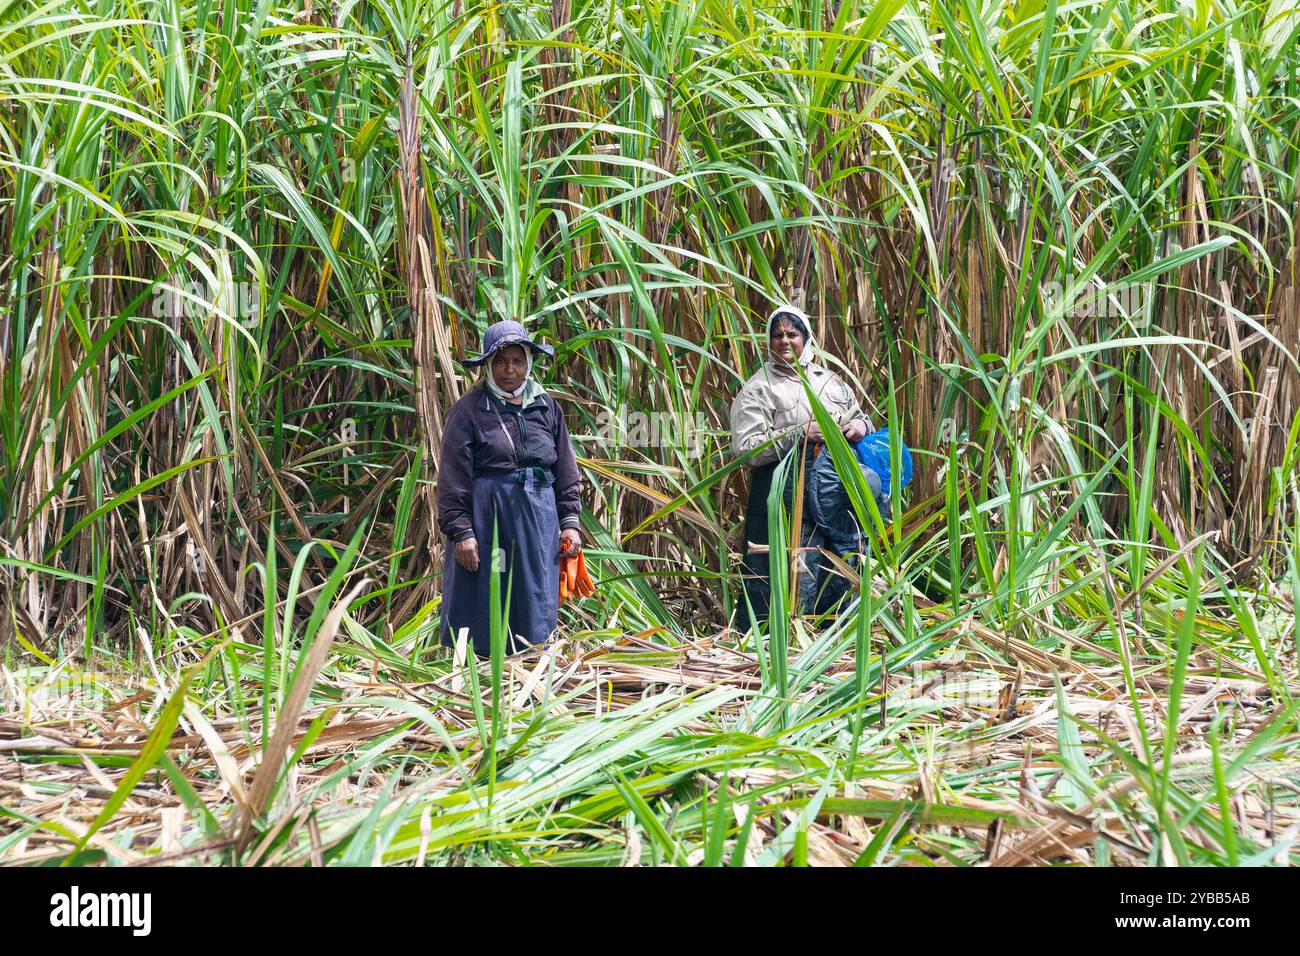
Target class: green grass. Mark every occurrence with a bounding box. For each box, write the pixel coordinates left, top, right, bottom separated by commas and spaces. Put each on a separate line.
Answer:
0, 0, 1298, 865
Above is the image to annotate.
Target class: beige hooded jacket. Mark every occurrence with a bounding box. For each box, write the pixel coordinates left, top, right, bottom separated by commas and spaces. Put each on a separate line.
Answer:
729, 305, 870, 467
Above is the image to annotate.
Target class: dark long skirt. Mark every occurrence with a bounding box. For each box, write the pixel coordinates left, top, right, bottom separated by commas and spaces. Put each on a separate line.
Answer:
439, 468, 560, 658
739, 456, 803, 629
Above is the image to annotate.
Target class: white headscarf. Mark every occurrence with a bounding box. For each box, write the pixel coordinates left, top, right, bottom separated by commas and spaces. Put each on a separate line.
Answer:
767, 304, 815, 370
484, 346, 534, 401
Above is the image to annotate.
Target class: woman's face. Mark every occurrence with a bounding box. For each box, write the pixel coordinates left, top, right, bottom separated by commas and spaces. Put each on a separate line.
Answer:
769, 318, 805, 365
490, 344, 529, 392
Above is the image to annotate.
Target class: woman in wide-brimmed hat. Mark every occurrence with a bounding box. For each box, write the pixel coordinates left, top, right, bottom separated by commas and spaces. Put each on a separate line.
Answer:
437, 320, 583, 657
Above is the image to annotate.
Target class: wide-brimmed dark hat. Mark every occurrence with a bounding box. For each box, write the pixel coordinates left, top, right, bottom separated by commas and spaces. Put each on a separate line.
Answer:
461, 319, 555, 367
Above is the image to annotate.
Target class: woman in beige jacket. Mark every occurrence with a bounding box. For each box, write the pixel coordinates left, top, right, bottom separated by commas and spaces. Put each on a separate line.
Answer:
730, 304, 871, 626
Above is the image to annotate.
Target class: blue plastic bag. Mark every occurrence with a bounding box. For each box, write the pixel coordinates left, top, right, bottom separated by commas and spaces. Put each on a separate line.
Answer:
853, 428, 913, 491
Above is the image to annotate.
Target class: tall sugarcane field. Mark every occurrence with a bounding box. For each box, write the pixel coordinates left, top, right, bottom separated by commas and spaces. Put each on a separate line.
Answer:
1, 0, 1299, 871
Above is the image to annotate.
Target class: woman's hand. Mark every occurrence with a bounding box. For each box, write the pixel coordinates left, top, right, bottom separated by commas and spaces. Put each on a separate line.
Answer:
454, 537, 480, 572
805, 420, 824, 443
842, 418, 868, 443
560, 528, 582, 556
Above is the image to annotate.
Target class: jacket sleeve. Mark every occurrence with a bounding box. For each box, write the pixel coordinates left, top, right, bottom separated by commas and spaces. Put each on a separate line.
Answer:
731, 378, 805, 467
552, 397, 583, 531
436, 401, 476, 543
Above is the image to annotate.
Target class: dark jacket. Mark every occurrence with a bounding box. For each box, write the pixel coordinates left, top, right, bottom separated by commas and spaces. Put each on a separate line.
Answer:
436, 380, 582, 542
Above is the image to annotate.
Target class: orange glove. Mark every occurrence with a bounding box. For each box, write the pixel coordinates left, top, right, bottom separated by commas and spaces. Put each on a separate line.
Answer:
559, 539, 597, 604
573, 551, 596, 598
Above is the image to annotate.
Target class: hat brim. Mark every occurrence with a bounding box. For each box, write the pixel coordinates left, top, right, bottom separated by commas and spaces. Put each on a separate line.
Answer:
461, 337, 555, 367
